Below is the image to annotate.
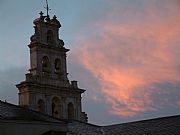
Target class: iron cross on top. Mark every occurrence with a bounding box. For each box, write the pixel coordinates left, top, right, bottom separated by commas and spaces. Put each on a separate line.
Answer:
45, 0, 51, 16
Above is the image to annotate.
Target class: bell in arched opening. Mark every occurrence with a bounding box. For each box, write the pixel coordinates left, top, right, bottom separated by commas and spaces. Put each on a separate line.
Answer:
42, 56, 50, 72
54, 58, 61, 73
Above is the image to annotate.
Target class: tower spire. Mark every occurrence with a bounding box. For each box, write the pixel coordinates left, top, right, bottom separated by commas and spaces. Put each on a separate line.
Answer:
45, 0, 51, 16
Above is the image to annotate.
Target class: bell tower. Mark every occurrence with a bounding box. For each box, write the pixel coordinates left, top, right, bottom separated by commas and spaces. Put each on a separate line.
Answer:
16, 11, 88, 122
28, 12, 69, 83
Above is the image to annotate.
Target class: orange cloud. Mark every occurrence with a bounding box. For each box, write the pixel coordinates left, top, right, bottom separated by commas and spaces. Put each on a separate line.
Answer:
73, 1, 180, 116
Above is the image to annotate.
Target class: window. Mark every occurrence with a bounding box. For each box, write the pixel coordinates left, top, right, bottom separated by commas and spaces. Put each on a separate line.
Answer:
42, 56, 49, 72
55, 58, 61, 73
68, 102, 74, 119
47, 30, 54, 44
37, 99, 45, 113
42, 56, 49, 68
52, 97, 61, 118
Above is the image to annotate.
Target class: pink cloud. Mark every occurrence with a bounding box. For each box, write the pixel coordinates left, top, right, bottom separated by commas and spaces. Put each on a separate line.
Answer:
73, 0, 180, 116
177, 101, 180, 106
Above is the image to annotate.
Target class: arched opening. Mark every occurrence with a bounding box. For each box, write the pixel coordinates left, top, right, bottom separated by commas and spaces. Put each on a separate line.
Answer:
55, 58, 61, 73
37, 99, 45, 113
42, 56, 49, 72
47, 30, 54, 44
52, 97, 61, 118
68, 102, 74, 119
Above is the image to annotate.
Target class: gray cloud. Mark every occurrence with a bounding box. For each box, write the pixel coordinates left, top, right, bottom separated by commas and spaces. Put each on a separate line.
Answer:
0, 67, 26, 104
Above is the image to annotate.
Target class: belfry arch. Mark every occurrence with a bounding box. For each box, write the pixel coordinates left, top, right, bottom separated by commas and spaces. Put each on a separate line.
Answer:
47, 30, 54, 44
68, 102, 74, 119
37, 99, 45, 113
42, 56, 50, 72
52, 97, 61, 118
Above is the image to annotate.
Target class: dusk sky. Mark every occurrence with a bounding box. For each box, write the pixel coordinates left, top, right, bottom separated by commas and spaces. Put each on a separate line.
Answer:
0, 0, 180, 125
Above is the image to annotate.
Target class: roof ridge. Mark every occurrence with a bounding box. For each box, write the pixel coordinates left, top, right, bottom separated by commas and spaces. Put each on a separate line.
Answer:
103, 114, 180, 127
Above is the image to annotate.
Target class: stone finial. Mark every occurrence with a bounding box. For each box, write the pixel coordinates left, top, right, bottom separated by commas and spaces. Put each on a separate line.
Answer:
53, 15, 57, 19
39, 11, 43, 17
71, 81, 78, 88
51, 15, 61, 28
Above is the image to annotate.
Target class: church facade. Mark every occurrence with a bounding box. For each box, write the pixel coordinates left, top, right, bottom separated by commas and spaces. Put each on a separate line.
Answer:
0, 10, 180, 135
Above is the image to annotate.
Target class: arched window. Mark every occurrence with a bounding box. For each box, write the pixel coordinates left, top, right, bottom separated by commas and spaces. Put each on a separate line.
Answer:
68, 103, 74, 119
42, 56, 49, 72
47, 30, 54, 44
55, 58, 61, 73
37, 99, 45, 113
52, 97, 61, 118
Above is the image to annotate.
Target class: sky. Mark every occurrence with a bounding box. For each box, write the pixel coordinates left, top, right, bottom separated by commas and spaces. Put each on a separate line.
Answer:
0, 0, 180, 125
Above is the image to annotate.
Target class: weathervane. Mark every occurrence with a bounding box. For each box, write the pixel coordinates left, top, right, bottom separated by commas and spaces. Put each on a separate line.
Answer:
45, 0, 51, 16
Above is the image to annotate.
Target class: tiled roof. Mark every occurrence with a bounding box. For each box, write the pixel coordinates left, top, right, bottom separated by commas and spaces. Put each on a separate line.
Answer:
103, 115, 180, 135
0, 100, 64, 123
0, 100, 179, 135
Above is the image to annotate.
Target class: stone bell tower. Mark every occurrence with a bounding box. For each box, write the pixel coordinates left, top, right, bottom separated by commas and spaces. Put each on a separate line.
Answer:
16, 12, 88, 122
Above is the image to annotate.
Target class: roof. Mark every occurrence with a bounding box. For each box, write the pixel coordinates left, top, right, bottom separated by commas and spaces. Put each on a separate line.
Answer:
103, 115, 180, 135
0, 100, 179, 135
0, 100, 65, 123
